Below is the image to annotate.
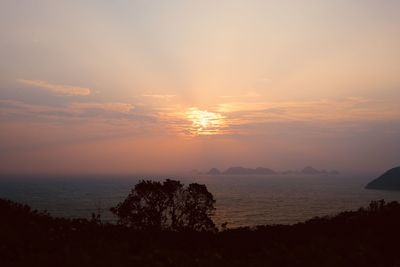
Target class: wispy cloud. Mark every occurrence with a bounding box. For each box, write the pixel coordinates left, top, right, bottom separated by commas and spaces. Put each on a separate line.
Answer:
219, 92, 261, 99
216, 98, 400, 127
70, 102, 134, 113
17, 79, 91, 96
0, 100, 134, 118
156, 97, 400, 137
141, 94, 176, 100
2, 96, 399, 139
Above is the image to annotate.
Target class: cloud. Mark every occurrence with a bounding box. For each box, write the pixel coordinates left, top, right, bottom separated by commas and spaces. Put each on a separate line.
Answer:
152, 97, 400, 137
219, 92, 261, 99
17, 79, 91, 96
142, 94, 176, 100
0, 99, 70, 116
70, 102, 134, 113
216, 98, 400, 129
3, 95, 399, 139
0, 100, 134, 119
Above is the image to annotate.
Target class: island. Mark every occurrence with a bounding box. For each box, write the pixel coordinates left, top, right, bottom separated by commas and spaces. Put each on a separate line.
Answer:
207, 168, 221, 175
223, 166, 276, 175
205, 166, 339, 176
366, 166, 400, 190
206, 166, 276, 175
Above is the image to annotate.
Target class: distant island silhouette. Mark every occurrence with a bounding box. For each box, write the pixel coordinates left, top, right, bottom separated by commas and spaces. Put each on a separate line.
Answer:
366, 166, 400, 190
205, 166, 339, 175
222, 166, 276, 175
207, 168, 221, 175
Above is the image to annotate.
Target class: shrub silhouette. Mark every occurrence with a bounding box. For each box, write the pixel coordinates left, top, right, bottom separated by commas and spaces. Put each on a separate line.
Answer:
4, 197, 400, 266
110, 179, 216, 231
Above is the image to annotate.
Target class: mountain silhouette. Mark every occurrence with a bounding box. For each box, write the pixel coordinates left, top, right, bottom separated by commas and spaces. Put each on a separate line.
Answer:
366, 166, 400, 190
301, 166, 321, 174
206, 166, 338, 175
223, 166, 276, 175
207, 168, 221, 175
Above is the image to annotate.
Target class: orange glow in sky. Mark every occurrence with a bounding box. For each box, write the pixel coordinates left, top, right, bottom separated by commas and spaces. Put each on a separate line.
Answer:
186, 108, 226, 136
1, 1, 400, 174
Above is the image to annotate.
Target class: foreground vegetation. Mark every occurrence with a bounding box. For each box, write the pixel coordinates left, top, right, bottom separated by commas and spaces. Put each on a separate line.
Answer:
2, 179, 400, 267
2, 197, 400, 266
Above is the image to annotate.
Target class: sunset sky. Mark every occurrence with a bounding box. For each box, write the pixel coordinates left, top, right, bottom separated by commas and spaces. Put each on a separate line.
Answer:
1, 0, 399, 174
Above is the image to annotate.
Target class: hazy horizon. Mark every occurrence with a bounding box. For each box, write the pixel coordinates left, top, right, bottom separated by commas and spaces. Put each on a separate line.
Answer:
0, 166, 382, 178
1, 1, 400, 174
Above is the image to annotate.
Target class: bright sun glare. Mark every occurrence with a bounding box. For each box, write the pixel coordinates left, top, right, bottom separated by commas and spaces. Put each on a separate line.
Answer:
186, 108, 225, 136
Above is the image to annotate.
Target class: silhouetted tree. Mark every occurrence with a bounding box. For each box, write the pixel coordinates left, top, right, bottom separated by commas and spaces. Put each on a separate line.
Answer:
110, 179, 216, 231
183, 183, 216, 231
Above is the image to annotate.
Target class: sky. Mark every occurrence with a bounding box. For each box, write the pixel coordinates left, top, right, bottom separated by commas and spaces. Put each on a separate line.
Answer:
0, 0, 400, 174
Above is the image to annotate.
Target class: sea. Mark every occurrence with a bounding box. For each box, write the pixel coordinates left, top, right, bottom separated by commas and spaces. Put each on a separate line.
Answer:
1, 173, 399, 228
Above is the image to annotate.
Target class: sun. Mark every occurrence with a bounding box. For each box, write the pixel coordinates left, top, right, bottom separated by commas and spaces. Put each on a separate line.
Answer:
186, 108, 225, 136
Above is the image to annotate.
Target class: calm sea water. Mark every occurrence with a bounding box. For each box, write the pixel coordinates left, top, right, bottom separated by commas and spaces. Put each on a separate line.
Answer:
1, 173, 399, 227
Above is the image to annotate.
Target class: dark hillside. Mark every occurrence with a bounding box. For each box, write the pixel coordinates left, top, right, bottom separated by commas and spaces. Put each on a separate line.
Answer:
366, 166, 400, 190
1, 198, 400, 267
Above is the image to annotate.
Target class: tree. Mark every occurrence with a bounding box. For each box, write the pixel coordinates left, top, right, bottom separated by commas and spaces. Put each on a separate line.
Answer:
110, 179, 216, 231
